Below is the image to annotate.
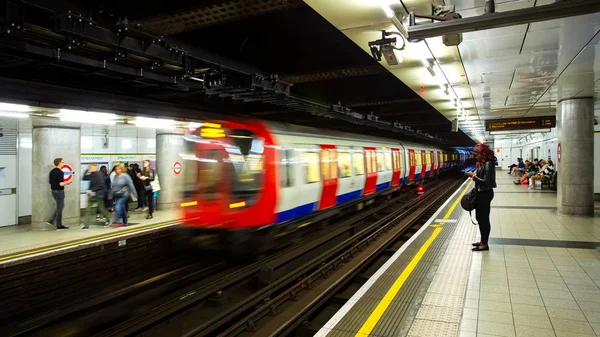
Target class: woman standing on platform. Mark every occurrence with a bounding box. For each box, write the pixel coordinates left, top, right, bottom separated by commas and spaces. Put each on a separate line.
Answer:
108, 164, 138, 227
465, 144, 497, 251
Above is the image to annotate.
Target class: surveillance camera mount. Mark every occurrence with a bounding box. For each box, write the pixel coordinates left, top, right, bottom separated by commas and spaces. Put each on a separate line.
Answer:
368, 30, 405, 62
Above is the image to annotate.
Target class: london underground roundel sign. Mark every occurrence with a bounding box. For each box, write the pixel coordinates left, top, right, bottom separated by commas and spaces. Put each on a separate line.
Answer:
62, 164, 74, 183
173, 161, 182, 175
557, 143, 561, 163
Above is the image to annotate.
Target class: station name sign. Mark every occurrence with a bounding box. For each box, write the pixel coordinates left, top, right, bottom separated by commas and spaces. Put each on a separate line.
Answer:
485, 116, 556, 131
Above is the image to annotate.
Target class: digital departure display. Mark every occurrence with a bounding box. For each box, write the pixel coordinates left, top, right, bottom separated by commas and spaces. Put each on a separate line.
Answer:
485, 117, 556, 131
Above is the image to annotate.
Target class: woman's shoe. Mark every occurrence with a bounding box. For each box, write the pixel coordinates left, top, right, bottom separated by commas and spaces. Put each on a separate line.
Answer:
146, 215, 153, 220
472, 246, 489, 251
472, 242, 481, 246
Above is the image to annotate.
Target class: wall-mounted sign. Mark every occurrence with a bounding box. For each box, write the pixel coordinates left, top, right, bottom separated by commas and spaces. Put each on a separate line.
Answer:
485, 117, 556, 131
557, 143, 561, 163
173, 161, 182, 175
62, 164, 74, 183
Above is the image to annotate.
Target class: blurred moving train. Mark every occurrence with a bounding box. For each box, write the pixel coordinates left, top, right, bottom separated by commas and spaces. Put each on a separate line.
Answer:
179, 120, 472, 253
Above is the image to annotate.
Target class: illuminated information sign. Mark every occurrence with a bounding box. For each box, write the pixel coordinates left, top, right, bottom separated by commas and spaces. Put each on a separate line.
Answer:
485, 117, 555, 131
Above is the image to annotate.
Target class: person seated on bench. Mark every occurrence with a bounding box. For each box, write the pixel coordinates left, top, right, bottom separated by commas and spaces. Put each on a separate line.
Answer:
510, 158, 525, 176
514, 162, 536, 185
529, 160, 555, 189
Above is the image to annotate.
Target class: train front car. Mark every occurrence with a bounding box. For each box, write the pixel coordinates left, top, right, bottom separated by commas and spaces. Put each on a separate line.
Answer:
179, 120, 277, 254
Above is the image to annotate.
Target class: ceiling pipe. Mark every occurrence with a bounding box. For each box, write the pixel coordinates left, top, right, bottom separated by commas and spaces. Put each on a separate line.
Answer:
406, 0, 600, 41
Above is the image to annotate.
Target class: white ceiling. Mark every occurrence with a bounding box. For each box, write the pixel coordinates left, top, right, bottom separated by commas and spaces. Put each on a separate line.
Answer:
303, 0, 600, 142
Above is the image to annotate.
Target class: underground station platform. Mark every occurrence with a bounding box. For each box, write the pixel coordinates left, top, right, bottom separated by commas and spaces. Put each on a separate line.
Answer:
315, 173, 600, 337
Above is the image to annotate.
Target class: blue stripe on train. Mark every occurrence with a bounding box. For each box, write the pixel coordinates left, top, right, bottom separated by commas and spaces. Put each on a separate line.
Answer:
414, 173, 421, 180
376, 181, 391, 192
276, 202, 318, 223
336, 189, 362, 204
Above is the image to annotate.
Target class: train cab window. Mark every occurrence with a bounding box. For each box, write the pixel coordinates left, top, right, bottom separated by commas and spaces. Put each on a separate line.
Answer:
280, 149, 294, 188
303, 152, 320, 183
226, 130, 265, 204
384, 151, 392, 171
338, 151, 352, 178
321, 149, 338, 180
353, 151, 365, 175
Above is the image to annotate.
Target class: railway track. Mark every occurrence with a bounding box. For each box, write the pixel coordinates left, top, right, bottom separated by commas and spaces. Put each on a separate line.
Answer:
2, 174, 464, 337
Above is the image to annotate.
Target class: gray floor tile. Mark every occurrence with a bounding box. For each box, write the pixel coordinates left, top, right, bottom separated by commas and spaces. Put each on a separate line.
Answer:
514, 325, 556, 337
479, 300, 513, 313
539, 288, 575, 300
576, 300, 600, 312
458, 331, 477, 337
566, 284, 600, 294
583, 310, 600, 322
510, 294, 544, 306
571, 291, 600, 303
534, 275, 566, 284
460, 317, 477, 332
543, 298, 580, 310
554, 330, 595, 337
545, 307, 588, 321
509, 285, 540, 297
513, 313, 553, 329
481, 283, 510, 294
463, 307, 478, 320
478, 309, 514, 324
512, 303, 550, 317
550, 317, 595, 334
480, 291, 511, 303
563, 276, 596, 287
536, 281, 570, 291
477, 320, 516, 337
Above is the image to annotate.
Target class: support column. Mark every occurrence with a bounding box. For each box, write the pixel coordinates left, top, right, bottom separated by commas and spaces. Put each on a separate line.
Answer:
32, 127, 81, 228
557, 98, 594, 216
156, 132, 184, 210
556, 15, 596, 216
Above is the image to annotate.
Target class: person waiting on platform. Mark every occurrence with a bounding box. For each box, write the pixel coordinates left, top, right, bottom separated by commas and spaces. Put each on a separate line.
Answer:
82, 163, 111, 229
46, 157, 72, 230
108, 164, 137, 227
465, 143, 497, 252
529, 160, 555, 190
140, 160, 156, 220
514, 162, 536, 185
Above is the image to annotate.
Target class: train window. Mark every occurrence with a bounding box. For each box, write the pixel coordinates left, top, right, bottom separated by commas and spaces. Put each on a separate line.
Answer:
426, 153, 431, 164
338, 151, 352, 178
384, 152, 392, 171
395, 151, 402, 170
280, 149, 294, 188
321, 149, 338, 180
303, 152, 320, 183
353, 151, 365, 175
409, 151, 415, 166
366, 150, 377, 174
415, 152, 422, 166
376, 152, 385, 172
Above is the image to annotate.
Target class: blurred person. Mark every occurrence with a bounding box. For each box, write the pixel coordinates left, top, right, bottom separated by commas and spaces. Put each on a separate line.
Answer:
100, 165, 112, 213
514, 162, 537, 185
108, 164, 137, 227
150, 170, 161, 212
140, 160, 156, 219
130, 163, 145, 210
465, 144, 497, 251
46, 157, 72, 230
509, 158, 525, 176
82, 163, 111, 229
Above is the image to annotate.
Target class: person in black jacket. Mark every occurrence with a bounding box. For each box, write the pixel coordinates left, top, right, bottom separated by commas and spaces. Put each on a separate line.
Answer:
47, 157, 72, 230
465, 144, 497, 251
82, 163, 111, 229
140, 160, 155, 219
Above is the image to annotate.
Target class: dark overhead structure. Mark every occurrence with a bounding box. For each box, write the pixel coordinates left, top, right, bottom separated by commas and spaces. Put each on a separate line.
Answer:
0, 0, 476, 145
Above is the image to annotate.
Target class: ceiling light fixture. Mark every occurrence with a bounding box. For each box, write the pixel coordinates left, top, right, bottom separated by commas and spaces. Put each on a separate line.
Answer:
133, 117, 177, 129
58, 109, 117, 125
0, 111, 29, 119
0, 102, 31, 112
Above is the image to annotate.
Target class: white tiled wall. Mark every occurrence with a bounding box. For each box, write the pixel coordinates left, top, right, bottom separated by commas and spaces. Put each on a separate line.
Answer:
18, 133, 32, 218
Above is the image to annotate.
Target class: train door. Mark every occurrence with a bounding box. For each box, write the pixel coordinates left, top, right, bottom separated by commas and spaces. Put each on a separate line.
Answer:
437, 151, 442, 174
364, 147, 377, 195
336, 146, 360, 203
319, 145, 338, 210
408, 149, 416, 181
430, 150, 435, 176
420, 150, 427, 179
391, 148, 401, 186
375, 148, 393, 191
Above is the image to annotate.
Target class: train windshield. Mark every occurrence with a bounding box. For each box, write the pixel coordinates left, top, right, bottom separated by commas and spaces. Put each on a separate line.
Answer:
181, 128, 264, 205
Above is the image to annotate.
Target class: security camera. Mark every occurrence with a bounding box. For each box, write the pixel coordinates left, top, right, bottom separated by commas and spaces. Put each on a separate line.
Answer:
595, 118, 598, 126
368, 30, 405, 66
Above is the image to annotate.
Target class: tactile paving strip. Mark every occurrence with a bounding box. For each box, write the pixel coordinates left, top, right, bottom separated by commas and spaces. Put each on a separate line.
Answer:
407, 319, 459, 337
415, 305, 463, 322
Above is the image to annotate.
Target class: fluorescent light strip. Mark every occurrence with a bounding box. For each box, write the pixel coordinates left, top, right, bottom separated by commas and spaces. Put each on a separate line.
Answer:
0, 103, 30, 112
133, 117, 177, 129
0, 111, 29, 118
58, 109, 117, 125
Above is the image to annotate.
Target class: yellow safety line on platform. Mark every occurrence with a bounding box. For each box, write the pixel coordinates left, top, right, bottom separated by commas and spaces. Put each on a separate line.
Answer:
439, 180, 473, 224
354, 181, 472, 336
0, 220, 180, 262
